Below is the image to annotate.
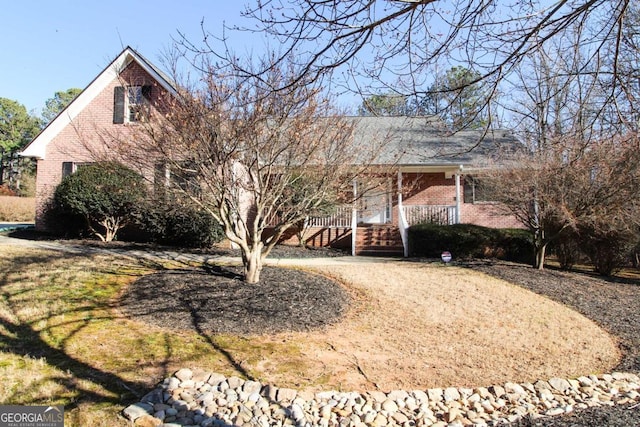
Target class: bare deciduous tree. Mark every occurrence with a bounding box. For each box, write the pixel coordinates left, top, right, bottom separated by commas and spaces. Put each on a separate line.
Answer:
483, 134, 640, 269
480, 29, 638, 269
109, 56, 384, 284
189, 0, 632, 126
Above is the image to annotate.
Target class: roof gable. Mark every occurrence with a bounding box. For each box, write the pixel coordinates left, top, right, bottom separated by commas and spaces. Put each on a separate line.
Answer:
20, 46, 177, 159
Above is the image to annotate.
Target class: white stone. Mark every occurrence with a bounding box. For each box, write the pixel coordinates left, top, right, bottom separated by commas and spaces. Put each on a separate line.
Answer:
368, 391, 387, 403
549, 378, 571, 393
123, 402, 153, 421
381, 399, 398, 413
489, 385, 506, 398
174, 368, 193, 381
412, 390, 429, 403
290, 403, 306, 422
545, 407, 565, 416
505, 382, 526, 395
444, 407, 461, 423
227, 376, 244, 389
427, 388, 443, 402
387, 389, 409, 401
166, 377, 181, 390
444, 387, 461, 402
276, 388, 297, 403
243, 380, 262, 394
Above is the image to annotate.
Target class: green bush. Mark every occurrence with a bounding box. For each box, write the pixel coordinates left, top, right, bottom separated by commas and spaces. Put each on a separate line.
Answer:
408, 223, 533, 263
136, 200, 225, 248
52, 162, 147, 242
497, 228, 535, 264
549, 229, 584, 270
42, 197, 86, 238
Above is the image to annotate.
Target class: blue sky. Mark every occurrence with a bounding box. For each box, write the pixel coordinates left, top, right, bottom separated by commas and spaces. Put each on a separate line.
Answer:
1, 1, 257, 116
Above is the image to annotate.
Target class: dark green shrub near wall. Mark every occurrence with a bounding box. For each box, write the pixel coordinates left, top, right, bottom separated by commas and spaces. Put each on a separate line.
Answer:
136, 200, 225, 248
408, 223, 534, 263
52, 162, 147, 242
46, 164, 225, 247
42, 197, 87, 238
497, 228, 535, 264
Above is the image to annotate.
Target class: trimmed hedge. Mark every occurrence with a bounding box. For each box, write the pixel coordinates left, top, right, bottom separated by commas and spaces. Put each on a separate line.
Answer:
409, 223, 534, 263
136, 200, 225, 248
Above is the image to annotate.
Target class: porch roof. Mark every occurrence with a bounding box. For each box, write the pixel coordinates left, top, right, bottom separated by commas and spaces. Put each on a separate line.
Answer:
352, 116, 519, 169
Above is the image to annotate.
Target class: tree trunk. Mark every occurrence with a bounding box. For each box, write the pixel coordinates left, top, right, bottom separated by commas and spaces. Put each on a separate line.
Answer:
242, 244, 264, 284
535, 242, 547, 270
94, 216, 121, 242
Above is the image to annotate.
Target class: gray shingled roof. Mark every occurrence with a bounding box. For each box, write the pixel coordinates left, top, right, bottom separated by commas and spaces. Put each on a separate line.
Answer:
352, 116, 519, 168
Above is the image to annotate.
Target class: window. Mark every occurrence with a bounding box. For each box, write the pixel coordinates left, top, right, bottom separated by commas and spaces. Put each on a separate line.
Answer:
154, 161, 201, 196
113, 85, 151, 124
463, 175, 490, 204
61, 162, 93, 178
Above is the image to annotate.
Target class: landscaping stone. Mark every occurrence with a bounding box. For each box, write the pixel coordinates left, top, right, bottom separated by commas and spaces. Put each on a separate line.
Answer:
123, 370, 640, 426
123, 402, 153, 420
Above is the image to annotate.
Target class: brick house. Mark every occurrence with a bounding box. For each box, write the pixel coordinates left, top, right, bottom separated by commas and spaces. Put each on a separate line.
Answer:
20, 46, 520, 256
286, 116, 522, 256
21, 46, 176, 232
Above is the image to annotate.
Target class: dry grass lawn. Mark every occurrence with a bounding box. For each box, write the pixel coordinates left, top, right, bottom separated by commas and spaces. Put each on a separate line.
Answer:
280, 262, 619, 391
0, 196, 35, 222
0, 243, 620, 426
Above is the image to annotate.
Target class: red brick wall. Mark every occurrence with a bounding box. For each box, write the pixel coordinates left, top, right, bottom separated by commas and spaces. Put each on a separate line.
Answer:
402, 173, 456, 205
460, 203, 522, 229
397, 172, 521, 229
34, 61, 169, 230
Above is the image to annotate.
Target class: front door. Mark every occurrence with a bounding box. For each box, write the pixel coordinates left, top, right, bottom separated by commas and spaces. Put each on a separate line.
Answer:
358, 188, 391, 224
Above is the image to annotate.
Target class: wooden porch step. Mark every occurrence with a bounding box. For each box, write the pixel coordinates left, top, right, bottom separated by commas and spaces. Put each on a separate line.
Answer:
355, 225, 404, 256
356, 245, 404, 256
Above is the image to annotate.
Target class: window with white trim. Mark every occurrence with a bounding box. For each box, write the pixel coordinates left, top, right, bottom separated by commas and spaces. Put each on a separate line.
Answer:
463, 175, 491, 204
113, 85, 151, 124
61, 162, 94, 178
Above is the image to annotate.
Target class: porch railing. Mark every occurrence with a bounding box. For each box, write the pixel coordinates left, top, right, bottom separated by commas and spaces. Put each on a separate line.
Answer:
402, 205, 456, 226
266, 205, 353, 228
308, 205, 352, 228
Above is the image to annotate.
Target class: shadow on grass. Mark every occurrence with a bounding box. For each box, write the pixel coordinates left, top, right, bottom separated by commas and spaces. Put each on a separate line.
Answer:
0, 251, 148, 409
0, 248, 237, 426
0, 242, 343, 426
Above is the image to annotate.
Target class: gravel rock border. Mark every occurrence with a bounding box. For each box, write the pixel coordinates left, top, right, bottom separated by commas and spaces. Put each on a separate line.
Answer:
123, 368, 640, 426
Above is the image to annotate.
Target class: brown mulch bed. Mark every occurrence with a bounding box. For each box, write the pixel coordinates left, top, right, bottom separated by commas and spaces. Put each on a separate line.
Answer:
119, 265, 350, 335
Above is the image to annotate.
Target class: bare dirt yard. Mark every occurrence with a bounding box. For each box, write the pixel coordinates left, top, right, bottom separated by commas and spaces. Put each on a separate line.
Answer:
120, 257, 620, 393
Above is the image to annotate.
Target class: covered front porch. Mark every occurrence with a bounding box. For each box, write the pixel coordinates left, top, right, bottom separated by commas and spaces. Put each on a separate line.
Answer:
302, 165, 466, 256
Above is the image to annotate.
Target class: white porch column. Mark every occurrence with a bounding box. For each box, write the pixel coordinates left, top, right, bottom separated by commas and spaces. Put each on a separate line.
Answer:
351, 180, 358, 256
455, 165, 463, 224
397, 169, 409, 257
